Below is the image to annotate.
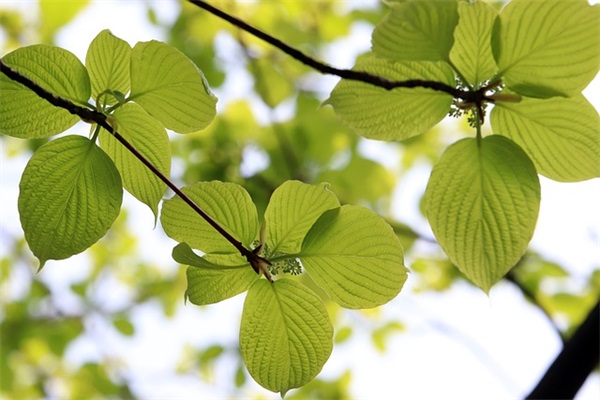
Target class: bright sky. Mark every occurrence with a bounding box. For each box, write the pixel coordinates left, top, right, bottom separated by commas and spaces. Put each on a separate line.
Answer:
1, 1, 599, 399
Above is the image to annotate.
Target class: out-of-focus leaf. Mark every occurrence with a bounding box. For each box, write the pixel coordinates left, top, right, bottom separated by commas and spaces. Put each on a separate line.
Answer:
372, 0, 459, 62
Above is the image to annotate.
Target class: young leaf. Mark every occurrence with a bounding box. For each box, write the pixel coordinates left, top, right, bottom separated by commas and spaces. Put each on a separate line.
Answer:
161, 181, 259, 254
264, 181, 340, 254
449, 1, 498, 87
99, 103, 169, 218
173, 242, 247, 270
186, 266, 257, 305
300, 205, 407, 309
491, 95, 600, 182
18, 135, 122, 268
372, 0, 458, 62
85, 29, 131, 106
492, 0, 600, 97
240, 279, 333, 395
0, 45, 90, 138
325, 55, 454, 141
129, 40, 217, 133
424, 136, 540, 292
173, 243, 257, 305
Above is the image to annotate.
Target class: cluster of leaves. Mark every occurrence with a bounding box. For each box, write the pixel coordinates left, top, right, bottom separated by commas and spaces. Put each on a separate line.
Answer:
162, 180, 407, 394
0, 28, 408, 394
326, 0, 600, 291
2, 0, 599, 397
0, 29, 216, 267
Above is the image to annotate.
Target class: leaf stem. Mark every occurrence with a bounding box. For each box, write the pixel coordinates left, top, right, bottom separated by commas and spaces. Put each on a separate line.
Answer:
90, 123, 101, 142
0, 59, 271, 279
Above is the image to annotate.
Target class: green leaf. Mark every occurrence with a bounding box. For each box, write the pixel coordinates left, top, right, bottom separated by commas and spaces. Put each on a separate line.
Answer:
372, 321, 405, 352
334, 326, 353, 344
113, 315, 135, 336
317, 156, 396, 204
424, 136, 540, 292
491, 94, 600, 182
300, 205, 407, 309
240, 279, 333, 395
39, 0, 90, 43
173, 242, 248, 270
325, 55, 454, 141
186, 266, 258, 306
129, 40, 217, 133
161, 181, 259, 254
252, 56, 294, 108
18, 135, 122, 267
173, 243, 257, 305
372, 0, 458, 62
0, 45, 91, 138
99, 103, 169, 217
449, 1, 498, 87
85, 29, 131, 106
492, 0, 600, 97
264, 181, 340, 254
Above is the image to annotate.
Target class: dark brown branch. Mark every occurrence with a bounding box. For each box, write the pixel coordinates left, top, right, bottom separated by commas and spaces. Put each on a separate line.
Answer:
0, 59, 271, 280
525, 300, 599, 399
187, 0, 481, 103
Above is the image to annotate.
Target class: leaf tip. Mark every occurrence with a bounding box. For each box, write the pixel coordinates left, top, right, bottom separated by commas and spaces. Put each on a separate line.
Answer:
36, 259, 47, 273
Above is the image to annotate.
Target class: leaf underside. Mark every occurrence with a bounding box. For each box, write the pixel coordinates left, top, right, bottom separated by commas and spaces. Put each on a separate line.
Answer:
301, 205, 407, 309
18, 135, 122, 267
240, 279, 333, 395
0, 45, 90, 138
425, 136, 541, 292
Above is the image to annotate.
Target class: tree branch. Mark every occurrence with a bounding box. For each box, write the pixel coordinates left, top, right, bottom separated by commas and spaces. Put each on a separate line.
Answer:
0, 59, 271, 281
187, 0, 485, 103
525, 300, 599, 399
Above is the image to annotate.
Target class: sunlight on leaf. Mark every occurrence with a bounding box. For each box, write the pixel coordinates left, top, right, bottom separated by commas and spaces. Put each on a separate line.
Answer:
325, 55, 454, 141
240, 279, 333, 395
100, 103, 170, 218
0, 45, 90, 138
425, 136, 540, 292
492, 0, 600, 97
173, 242, 258, 303
264, 181, 340, 254
372, 0, 458, 62
300, 205, 407, 309
186, 265, 258, 305
130, 40, 217, 133
18, 135, 122, 267
449, 1, 498, 87
85, 29, 131, 106
161, 181, 259, 254
491, 94, 600, 182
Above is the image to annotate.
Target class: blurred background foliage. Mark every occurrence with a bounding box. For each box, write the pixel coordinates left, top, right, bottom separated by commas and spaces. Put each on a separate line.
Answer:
1, 0, 598, 399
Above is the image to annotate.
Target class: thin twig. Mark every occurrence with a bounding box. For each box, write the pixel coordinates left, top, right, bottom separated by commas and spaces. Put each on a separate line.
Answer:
187, 0, 483, 102
0, 59, 271, 280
